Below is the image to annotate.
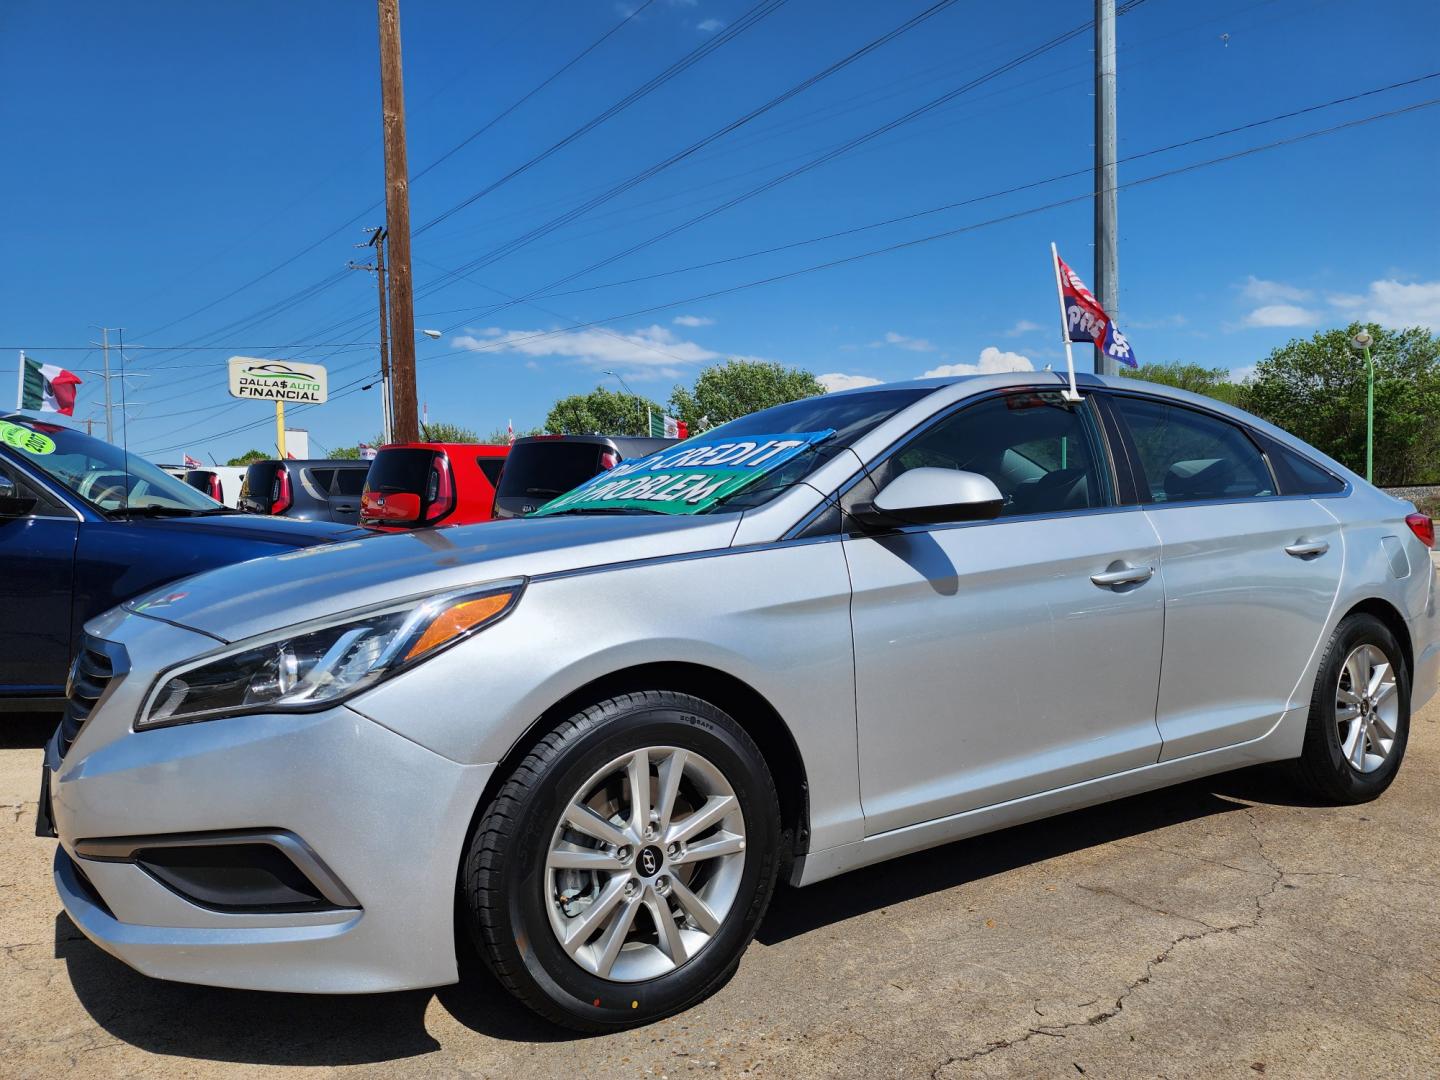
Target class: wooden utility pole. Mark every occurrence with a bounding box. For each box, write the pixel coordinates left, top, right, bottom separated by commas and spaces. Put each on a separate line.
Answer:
377, 0, 419, 442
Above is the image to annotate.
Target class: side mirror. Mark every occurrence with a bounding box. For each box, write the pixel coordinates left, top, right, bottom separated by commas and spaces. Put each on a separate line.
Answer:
850, 468, 1004, 530
0, 474, 38, 519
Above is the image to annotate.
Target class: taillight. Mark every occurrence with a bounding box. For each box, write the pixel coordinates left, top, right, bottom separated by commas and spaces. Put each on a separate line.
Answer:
1406, 513, 1435, 548
423, 454, 454, 522
270, 467, 292, 515
207, 474, 222, 501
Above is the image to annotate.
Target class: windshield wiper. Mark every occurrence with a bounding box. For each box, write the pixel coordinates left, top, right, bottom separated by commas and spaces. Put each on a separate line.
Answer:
112, 506, 236, 518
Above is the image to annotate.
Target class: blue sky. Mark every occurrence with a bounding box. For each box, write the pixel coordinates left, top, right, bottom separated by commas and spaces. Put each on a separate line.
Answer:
2, 0, 1436, 463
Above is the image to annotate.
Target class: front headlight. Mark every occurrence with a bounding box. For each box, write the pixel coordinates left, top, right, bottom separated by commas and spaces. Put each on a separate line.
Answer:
137, 579, 523, 730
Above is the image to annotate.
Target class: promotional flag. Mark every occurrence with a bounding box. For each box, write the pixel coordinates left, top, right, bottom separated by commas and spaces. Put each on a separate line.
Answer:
648, 412, 686, 439
507, 419, 515, 446
183, 453, 202, 469
17, 353, 83, 416
1053, 251, 1137, 368
360, 443, 378, 461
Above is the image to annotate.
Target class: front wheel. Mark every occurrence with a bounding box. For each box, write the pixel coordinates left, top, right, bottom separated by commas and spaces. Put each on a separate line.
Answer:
463, 691, 781, 1031
1291, 613, 1410, 804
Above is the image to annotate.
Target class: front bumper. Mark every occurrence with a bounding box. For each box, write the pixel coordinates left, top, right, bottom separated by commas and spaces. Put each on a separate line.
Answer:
51, 700, 494, 993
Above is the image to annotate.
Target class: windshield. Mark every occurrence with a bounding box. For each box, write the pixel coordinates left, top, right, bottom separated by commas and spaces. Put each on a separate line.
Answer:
529, 387, 932, 518
0, 416, 221, 514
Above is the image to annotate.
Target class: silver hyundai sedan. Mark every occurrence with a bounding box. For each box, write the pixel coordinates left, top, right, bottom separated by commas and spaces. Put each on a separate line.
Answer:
42, 372, 1439, 1030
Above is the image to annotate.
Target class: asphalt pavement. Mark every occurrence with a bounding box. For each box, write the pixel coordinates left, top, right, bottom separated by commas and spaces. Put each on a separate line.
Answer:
2, 699, 1437, 1079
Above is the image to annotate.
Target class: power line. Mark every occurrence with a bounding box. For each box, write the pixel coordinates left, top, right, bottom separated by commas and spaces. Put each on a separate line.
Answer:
137, 96, 1436, 456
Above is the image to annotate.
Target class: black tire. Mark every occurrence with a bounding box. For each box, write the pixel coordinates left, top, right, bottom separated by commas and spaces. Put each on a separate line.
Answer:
463, 691, 781, 1032
1291, 613, 1410, 804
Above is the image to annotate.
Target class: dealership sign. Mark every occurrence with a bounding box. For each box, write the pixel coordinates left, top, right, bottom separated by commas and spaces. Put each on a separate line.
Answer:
227, 357, 328, 403
533, 430, 835, 517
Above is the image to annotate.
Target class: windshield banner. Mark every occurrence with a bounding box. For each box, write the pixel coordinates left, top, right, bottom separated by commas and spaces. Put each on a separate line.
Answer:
532, 430, 835, 517
0, 419, 57, 455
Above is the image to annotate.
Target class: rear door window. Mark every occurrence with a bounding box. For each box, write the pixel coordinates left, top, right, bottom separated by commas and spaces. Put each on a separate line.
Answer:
307, 468, 336, 492
332, 468, 368, 496
1111, 396, 1275, 503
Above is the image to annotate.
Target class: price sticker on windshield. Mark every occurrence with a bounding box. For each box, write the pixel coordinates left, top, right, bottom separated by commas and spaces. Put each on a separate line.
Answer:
532, 430, 836, 517
0, 420, 56, 455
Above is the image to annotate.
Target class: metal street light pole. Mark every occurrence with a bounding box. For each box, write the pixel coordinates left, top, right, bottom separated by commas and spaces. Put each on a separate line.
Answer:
602, 369, 645, 435
1352, 329, 1375, 483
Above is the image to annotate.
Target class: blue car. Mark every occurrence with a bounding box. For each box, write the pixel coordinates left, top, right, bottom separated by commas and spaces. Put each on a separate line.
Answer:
0, 414, 363, 711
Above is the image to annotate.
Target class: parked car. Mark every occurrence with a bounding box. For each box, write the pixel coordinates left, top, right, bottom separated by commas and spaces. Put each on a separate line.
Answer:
491, 434, 676, 519
182, 466, 247, 508
0, 414, 363, 711
359, 442, 508, 531
41, 374, 1438, 1033
238, 459, 370, 524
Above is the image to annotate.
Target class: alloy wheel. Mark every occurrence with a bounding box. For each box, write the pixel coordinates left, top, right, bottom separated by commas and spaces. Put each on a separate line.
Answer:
544, 746, 748, 982
1335, 643, 1399, 774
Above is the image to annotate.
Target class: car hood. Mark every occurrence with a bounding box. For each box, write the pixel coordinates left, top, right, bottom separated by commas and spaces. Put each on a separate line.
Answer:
116, 513, 366, 546
121, 512, 739, 643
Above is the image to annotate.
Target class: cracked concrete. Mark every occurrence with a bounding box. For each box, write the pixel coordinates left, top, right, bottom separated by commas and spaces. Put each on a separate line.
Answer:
2, 699, 1438, 1079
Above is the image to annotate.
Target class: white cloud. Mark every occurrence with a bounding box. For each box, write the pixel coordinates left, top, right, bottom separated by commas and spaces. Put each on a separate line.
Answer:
1002, 319, 1043, 337
1230, 364, 1257, 383
1240, 276, 1313, 304
1242, 304, 1321, 328
922, 346, 1034, 378
453, 324, 719, 375
872, 330, 937, 352
1328, 279, 1440, 330
817, 372, 882, 392
673, 314, 714, 327
697, 17, 724, 31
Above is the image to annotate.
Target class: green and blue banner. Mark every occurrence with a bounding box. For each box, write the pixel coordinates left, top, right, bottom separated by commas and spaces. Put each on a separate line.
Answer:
532, 430, 835, 517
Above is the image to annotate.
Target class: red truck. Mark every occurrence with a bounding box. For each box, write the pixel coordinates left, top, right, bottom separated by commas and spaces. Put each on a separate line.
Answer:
359, 442, 508, 532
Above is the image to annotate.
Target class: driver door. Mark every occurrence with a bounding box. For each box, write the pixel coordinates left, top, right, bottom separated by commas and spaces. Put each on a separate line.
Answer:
0, 457, 79, 699
842, 391, 1166, 835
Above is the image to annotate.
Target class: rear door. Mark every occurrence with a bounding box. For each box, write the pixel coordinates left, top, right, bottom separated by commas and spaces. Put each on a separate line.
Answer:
0, 456, 79, 698
326, 466, 367, 523
1107, 392, 1344, 759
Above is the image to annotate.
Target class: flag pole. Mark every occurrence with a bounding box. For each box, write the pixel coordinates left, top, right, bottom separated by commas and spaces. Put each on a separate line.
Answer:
16, 350, 25, 411
1051, 243, 1082, 402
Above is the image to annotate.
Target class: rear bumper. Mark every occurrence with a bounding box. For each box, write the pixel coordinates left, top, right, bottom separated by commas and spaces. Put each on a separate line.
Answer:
51, 703, 494, 993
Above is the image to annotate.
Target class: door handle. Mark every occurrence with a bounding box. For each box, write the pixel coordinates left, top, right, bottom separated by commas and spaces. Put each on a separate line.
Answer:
1284, 540, 1330, 559
1090, 563, 1154, 588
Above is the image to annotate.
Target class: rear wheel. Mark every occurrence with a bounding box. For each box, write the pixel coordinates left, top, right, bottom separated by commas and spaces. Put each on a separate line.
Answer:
463, 691, 781, 1031
1292, 613, 1410, 804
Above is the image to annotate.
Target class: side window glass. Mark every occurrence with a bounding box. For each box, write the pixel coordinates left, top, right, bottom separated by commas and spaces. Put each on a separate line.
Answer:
885, 393, 1110, 518
1261, 437, 1345, 495
1112, 396, 1274, 503
0, 460, 69, 517
332, 469, 367, 496
477, 459, 505, 487
307, 468, 336, 493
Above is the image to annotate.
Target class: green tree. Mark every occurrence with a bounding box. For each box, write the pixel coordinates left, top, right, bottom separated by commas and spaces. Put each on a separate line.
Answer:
545, 387, 662, 436
483, 425, 545, 444
330, 445, 362, 460
1120, 361, 1250, 408
417, 420, 480, 443
668, 359, 825, 429
226, 448, 269, 466
1245, 323, 1440, 486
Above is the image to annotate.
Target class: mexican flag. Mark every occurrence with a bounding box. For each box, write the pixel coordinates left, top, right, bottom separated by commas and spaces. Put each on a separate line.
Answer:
648, 411, 688, 439
18, 353, 82, 416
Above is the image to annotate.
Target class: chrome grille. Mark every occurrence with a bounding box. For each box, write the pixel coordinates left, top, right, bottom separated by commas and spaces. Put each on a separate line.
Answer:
59, 638, 116, 758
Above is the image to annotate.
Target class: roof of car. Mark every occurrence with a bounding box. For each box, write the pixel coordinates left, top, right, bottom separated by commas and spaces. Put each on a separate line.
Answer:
244, 458, 372, 468
509, 434, 676, 456
377, 442, 509, 455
